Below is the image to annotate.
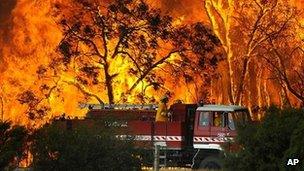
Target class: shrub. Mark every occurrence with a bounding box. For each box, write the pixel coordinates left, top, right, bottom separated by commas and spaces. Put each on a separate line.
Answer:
31, 120, 141, 171
224, 106, 304, 171
283, 119, 304, 171
0, 121, 28, 170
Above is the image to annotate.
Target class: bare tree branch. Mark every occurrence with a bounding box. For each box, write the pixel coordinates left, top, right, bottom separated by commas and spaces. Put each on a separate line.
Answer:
91, 10, 109, 59
117, 51, 142, 73
72, 33, 105, 62
264, 43, 304, 102
128, 50, 180, 93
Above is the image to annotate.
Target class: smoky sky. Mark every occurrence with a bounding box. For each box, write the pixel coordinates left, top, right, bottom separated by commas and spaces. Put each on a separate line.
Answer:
0, 0, 17, 42
160, 0, 207, 23
0, 0, 17, 24
161, 0, 182, 13
0, 0, 17, 72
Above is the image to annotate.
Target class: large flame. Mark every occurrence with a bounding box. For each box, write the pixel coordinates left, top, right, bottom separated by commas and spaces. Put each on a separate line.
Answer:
0, 0, 207, 126
0, 0, 303, 126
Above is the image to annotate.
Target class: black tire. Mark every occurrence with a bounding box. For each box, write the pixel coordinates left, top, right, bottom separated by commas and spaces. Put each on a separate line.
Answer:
199, 156, 222, 170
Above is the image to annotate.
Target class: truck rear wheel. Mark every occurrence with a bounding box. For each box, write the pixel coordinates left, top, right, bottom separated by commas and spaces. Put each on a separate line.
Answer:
199, 156, 222, 170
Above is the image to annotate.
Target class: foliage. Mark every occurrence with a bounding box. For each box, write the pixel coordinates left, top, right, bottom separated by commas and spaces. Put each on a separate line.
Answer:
284, 119, 304, 171
0, 121, 28, 170
31, 119, 141, 171
224, 106, 304, 171
15, 0, 223, 122
17, 90, 51, 120
44, 0, 222, 104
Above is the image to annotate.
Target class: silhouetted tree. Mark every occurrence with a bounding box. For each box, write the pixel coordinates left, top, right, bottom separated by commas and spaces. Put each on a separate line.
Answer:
51, 0, 222, 104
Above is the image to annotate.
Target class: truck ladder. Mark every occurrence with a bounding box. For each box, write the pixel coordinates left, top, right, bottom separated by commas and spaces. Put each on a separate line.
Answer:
159, 146, 167, 167
79, 103, 158, 110
152, 122, 168, 169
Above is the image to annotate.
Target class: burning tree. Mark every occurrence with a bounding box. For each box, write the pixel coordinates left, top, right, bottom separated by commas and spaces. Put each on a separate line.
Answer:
48, 0, 223, 105
259, 7, 304, 104
12, 0, 223, 121
204, 0, 303, 109
232, 0, 304, 106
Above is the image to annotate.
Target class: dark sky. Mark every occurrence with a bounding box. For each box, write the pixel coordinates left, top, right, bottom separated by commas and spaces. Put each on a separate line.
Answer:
0, 0, 17, 42
0, 0, 17, 23
0, 0, 17, 72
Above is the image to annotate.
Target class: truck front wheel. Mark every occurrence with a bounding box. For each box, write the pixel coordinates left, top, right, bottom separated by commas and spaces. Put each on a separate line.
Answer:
199, 156, 222, 170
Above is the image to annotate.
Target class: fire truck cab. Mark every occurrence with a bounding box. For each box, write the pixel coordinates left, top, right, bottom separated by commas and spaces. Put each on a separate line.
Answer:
191, 105, 250, 169
193, 105, 250, 149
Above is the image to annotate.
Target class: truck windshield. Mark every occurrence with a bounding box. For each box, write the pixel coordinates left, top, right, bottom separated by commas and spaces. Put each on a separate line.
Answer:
228, 110, 250, 130
198, 110, 250, 129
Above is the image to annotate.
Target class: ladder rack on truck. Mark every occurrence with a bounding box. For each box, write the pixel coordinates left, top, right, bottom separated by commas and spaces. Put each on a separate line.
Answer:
79, 103, 158, 110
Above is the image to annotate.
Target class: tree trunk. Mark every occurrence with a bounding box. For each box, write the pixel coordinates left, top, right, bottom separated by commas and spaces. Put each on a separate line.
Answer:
104, 63, 114, 104
282, 85, 291, 107
227, 59, 235, 104
256, 64, 263, 108
235, 57, 250, 104
264, 79, 270, 106
0, 96, 3, 121
204, 0, 235, 104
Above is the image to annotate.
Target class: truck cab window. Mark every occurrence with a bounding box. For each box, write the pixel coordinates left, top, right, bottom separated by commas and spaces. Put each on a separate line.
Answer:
228, 110, 250, 130
199, 112, 210, 126
213, 112, 222, 127
228, 113, 235, 130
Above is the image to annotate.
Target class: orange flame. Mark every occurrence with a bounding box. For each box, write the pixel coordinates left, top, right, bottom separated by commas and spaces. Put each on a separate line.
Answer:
0, 0, 207, 126
0, 0, 303, 127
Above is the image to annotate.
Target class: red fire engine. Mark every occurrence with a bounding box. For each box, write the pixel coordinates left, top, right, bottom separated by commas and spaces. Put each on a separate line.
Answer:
79, 103, 251, 169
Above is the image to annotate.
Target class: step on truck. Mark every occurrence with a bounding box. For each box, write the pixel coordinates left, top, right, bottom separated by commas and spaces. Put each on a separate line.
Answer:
57, 103, 251, 169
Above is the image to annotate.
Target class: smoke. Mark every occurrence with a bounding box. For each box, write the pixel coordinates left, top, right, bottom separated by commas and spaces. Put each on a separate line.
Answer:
0, 0, 17, 42
159, 0, 209, 23
0, 0, 17, 72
